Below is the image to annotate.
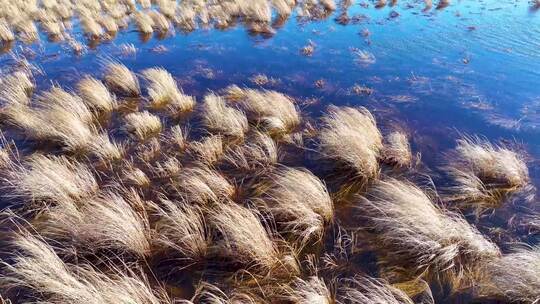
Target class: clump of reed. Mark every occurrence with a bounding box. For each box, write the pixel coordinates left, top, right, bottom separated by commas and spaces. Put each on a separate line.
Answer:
168, 165, 235, 205
0, 70, 34, 106
250, 167, 334, 247
188, 135, 225, 165
356, 178, 500, 290
103, 61, 140, 96
318, 105, 382, 180
80, 15, 104, 39
77, 76, 117, 114
444, 137, 529, 211
234, 88, 300, 137
201, 93, 249, 140
382, 131, 412, 167
0, 231, 169, 304
152, 199, 210, 264
123, 111, 162, 141
283, 275, 415, 304
0, 19, 15, 42
209, 202, 298, 276
134, 11, 155, 34
223, 131, 279, 172
477, 246, 540, 303
3, 154, 98, 207
142, 68, 195, 113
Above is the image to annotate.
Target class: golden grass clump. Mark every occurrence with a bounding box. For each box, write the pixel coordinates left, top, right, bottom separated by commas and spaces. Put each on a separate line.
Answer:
337, 276, 414, 304
201, 93, 249, 140
13, 19, 39, 42
238, 88, 300, 136
319, 0, 337, 11
170, 165, 235, 205
4, 154, 98, 207
224, 131, 279, 172
283, 276, 333, 304
41, 20, 64, 38
382, 131, 412, 167
103, 61, 141, 96
357, 179, 500, 289
0, 19, 14, 42
98, 15, 119, 34
153, 199, 210, 263
209, 202, 284, 272
477, 246, 540, 303
148, 11, 170, 33
454, 137, 529, 187
188, 135, 225, 165
283, 275, 415, 304
77, 76, 117, 113
318, 105, 382, 179
251, 167, 333, 246
4, 85, 110, 152
0, 71, 34, 106
445, 137, 529, 210
80, 15, 104, 39
123, 111, 162, 141
134, 11, 155, 34
42, 190, 152, 258
142, 68, 195, 112
1, 231, 168, 304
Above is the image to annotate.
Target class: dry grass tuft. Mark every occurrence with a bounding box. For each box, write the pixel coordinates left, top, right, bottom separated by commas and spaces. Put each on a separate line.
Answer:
148, 11, 170, 33
80, 15, 103, 39
209, 202, 282, 272
3, 154, 97, 207
357, 178, 500, 289
142, 68, 195, 112
134, 11, 154, 34
152, 199, 210, 263
188, 135, 225, 165
98, 15, 118, 34
478, 246, 540, 303
234, 88, 300, 136
283, 276, 333, 304
0, 19, 14, 42
337, 276, 414, 304
1, 231, 168, 304
103, 61, 140, 96
77, 76, 117, 113
382, 131, 412, 167
251, 167, 333, 246
170, 165, 235, 205
223, 131, 279, 172
42, 190, 152, 258
123, 111, 162, 141
0, 71, 34, 106
318, 105, 382, 179
201, 93, 249, 140
445, 137, 529, 210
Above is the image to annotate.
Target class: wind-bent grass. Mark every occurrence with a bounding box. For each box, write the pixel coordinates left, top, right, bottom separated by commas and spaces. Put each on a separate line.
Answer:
0, 20, 14, 42
152, 199, 210, 263
382, 131, 412, 167
188, 135, 225, 165
41, 190, 152, 258
235, 88, 300, 137
169, 165, 235, 205
142, 68, 195, 112
318, 105, 382, 180
337, 276, 414, 304
103, 61, 140, 96
0, 71, 34, 106
80, 15, 103, 39
0, 231, 169, 304
148, 11, 170, 33
209, 202, 284, 273
251, 167, 334, 247
223, 131, 279, 172
357, 179, 500, 289
201, 93, 249, 140
282, 276, 333, 304
3, 154, 97, 207
98, 15, 118, 34
77, 76, 117, 114
445, 137, 529, 210
123, 111, 162, 141
478, 246, 540, 303
134, 11, 154, 34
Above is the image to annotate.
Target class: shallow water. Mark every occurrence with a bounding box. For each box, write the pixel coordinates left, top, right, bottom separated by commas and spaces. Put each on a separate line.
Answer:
1, 0, 539, 302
